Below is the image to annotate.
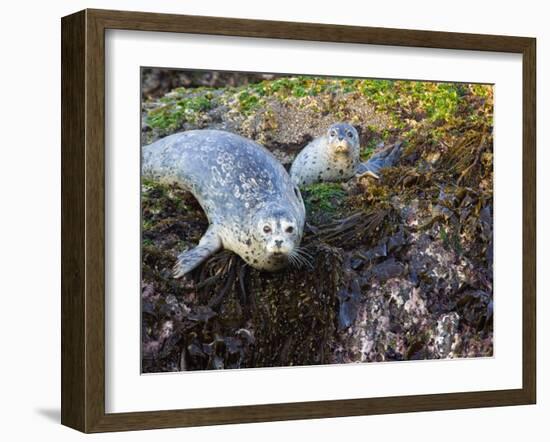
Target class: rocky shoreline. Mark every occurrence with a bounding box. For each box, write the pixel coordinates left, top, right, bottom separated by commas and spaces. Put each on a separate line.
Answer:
140, 74, 494, 372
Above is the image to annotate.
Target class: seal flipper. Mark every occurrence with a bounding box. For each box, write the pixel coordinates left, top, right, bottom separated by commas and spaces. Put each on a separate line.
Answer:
356, 141, 403, 178
173, 226, 222, 278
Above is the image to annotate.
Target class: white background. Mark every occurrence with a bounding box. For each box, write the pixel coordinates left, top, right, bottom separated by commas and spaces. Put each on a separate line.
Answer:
106, 30, 522, 413
0, 0, 547, 440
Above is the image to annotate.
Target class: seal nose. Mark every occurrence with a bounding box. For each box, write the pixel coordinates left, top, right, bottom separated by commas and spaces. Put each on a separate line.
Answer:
338, 135, 344, 141
335, 143, 349, 154
275, 239, 283, 248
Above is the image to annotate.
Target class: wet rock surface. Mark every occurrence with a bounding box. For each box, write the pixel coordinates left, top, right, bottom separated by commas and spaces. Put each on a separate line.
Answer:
141, 74, 493, 372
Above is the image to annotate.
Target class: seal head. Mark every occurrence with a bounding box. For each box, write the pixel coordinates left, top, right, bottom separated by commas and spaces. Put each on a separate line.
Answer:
326, 123, 360, 156
249, 205, 303, 271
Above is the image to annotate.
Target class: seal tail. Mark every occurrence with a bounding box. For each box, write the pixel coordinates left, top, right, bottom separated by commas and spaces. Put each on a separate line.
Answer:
357, 141, 403, 178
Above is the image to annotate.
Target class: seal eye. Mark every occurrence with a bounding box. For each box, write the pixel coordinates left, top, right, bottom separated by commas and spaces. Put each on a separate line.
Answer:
347, 131, 353, 138
330, 130, 336, 137
286, 226, 294, 234
263, 225, 272, 234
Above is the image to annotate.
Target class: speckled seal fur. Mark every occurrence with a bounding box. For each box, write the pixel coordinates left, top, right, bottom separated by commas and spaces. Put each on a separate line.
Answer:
142, 129, 306, 277
290, 122, 403, 186
290, 123, 361, 186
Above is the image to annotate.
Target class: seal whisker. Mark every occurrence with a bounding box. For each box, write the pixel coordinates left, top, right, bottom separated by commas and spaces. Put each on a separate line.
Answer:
291, 252, 306, 268
290, 249, 313, 270
294, 247, 314, 260
293, 247, 314, 265
299, 253, 314, 270
288, 251, 301, 269
288, 254, 300, 269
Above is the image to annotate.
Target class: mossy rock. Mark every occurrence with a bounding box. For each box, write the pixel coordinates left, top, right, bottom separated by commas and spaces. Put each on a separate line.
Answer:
141, 75, 494, 372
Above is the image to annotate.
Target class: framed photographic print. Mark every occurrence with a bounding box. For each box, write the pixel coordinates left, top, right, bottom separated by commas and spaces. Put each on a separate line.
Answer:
61, 9, 536, 433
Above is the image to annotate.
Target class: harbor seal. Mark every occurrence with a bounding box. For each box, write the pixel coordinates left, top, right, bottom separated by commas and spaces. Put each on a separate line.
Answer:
142, 129, 306, 278
290, 123, 362, 186
290, 122, 402, 186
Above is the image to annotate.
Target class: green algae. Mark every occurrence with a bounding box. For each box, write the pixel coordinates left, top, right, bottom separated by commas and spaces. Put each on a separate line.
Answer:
302, 182, 346, 219
146, 93, 214, 131
144, 76, 492, 140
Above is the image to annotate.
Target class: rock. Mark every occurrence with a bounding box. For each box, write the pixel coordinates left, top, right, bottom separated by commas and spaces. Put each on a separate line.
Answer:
434, 312, 460, 358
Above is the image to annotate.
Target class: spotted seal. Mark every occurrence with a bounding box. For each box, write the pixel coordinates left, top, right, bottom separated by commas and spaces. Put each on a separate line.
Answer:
142, 129, 306, 277
290, 122, 402, 186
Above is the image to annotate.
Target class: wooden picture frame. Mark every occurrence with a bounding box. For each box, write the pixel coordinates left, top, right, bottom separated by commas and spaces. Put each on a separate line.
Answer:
61, 8, 536, 433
